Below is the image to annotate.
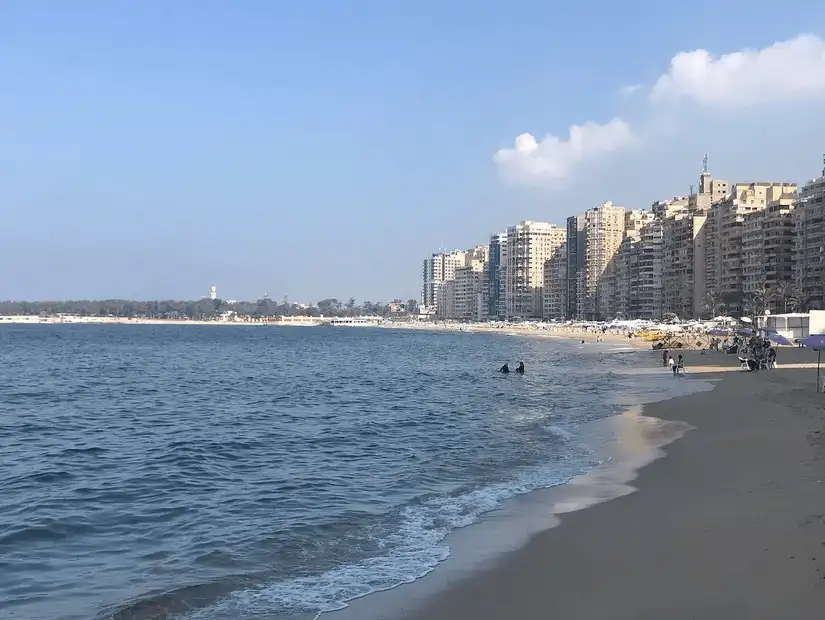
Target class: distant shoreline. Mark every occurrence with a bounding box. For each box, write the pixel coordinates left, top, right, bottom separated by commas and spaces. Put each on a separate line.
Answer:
0, 315, 654, 348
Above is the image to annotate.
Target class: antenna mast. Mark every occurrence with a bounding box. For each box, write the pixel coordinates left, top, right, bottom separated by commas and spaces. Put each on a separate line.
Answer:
702, 153, 709, 174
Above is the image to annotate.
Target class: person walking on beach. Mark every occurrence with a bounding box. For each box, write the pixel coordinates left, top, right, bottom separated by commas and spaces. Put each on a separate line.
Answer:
677, 354, 684, 374
662, 349, 669, 367
668, 355, 676, 374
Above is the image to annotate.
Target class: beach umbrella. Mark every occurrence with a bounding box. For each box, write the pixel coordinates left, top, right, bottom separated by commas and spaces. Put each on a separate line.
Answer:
801, 334, 825, 393
738, 328, 754, 335
707, 328, 728, 336
767, 333, 793, 346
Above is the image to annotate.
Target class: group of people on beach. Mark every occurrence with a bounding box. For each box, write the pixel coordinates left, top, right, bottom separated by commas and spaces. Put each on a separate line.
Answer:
662, 350, 685, 375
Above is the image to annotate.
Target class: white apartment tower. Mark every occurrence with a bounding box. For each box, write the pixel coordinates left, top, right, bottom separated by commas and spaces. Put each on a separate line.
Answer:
505, 221, 566, 318
577, 201, 625, 320
421, 250, 466, 314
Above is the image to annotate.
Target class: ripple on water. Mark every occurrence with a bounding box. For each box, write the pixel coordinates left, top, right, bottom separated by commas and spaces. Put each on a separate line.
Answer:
0, 325, 677, 620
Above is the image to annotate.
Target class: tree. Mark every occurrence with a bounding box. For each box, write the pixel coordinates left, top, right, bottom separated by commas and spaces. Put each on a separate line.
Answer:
702, 291, 726, 319
743, 286, 772, 321
772, 281, 800, 313
346, 298, 356, 316
406, 299, 419, 315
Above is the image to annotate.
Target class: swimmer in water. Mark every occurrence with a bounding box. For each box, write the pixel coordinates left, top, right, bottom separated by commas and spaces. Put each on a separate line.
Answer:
516, 361, 525, 374
499, 363, 510, 373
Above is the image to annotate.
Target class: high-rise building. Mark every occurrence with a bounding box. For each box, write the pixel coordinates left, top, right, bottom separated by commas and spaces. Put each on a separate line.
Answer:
742, 197, 796, 311
706, 182, 797, 312
209, 286, 217, 301
577, 201, 625, 320
565, 215, 585, 319
662, 207, 707, 318
637, 219, 664, 319
610, 210, 657, 319
454, 257, 486, 321
422, 250, 467, 314
543, 243, 568, 320
487, 232, 507, 320
794, 160, 825, 308
505, 221, 567, 318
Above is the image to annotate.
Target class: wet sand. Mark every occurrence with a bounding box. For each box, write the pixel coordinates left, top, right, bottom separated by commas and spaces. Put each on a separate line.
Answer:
400, 346, 825, 620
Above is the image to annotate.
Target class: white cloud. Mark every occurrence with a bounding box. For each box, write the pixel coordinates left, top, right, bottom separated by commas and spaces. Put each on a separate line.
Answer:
493, 118, 634, 187
619, 83, 642, 98
650, 34, 825, 107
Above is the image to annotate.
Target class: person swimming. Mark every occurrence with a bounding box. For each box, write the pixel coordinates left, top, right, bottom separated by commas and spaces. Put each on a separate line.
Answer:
516, 361, 525, 374
499, 363, 510, 373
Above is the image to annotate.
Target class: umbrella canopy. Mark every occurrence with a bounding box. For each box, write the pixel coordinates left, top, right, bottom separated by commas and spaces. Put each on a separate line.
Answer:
767, 333, 793, 346
802, 334, 825, 350
740, 317, 753, 323
738, 328, 754, 335
707, 328, 729, 336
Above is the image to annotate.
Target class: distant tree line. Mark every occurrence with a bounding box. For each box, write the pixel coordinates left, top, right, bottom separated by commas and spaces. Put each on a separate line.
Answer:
0, 297, 420, 320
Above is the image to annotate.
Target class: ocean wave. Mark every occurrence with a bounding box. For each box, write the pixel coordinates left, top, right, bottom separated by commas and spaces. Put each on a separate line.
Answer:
178, 459, 594, 619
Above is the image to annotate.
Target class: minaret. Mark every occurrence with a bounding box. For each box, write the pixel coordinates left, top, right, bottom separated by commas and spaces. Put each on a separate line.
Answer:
699, 153, 713, 194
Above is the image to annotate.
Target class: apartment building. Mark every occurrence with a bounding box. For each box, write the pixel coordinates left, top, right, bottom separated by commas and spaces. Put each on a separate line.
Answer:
454, 260, 486, 321
609, 234, 634, 319
577, 201, 625, 320
436, 280, 456, 319
423, 246, 488, 318
707, 182, 797, 311
794, 164, 825, 308
486, 232, 507, 320
542, 243, 568, 320
742, 197, 796, 310
637, 219, 664, 319
565, 215, 586, 319
422, 250, 466, 312
662, 209, 707, 318
604, 209, 662, 320
505, 221, 566, 318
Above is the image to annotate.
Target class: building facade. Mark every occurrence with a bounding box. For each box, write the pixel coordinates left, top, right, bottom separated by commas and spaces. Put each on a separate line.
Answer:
454, 260, 486, 321
542, 244, 568, 320
706, 182, 797, 312
565, 215, 585, 319
794, 165, 825, 308
486, 232, 507, 320
662, 210, 707, 318
742, 197, 796, 311
505, 221, 567, 318
577, 201, 625, 320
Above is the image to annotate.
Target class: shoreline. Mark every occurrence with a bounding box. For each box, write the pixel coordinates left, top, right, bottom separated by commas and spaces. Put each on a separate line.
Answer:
322, 350, 716, 620
391, 346, 825, 620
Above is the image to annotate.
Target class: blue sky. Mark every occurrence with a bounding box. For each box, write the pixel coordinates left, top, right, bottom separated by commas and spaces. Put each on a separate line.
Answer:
1, 1, 824, 302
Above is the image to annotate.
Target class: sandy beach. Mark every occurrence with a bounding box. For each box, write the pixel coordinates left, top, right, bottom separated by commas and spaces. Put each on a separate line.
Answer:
397, 346, 825, 620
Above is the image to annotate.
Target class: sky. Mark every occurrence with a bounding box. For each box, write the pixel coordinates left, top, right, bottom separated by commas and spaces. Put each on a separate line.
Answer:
1, 1, 825, 303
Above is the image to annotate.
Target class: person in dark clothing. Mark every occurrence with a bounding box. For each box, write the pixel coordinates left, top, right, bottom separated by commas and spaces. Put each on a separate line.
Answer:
516, 361, 525, 374
662, 349, 669, 367
500, 363, 510, 373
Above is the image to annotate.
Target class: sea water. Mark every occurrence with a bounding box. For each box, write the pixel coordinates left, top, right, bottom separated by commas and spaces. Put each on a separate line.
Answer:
0, 325, 691, 619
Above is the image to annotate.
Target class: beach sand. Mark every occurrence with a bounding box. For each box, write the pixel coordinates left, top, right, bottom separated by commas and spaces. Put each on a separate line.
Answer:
398, 346, 825, 620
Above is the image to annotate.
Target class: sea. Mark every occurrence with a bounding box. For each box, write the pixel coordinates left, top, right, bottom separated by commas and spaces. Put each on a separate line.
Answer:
0, 325, 707, 620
